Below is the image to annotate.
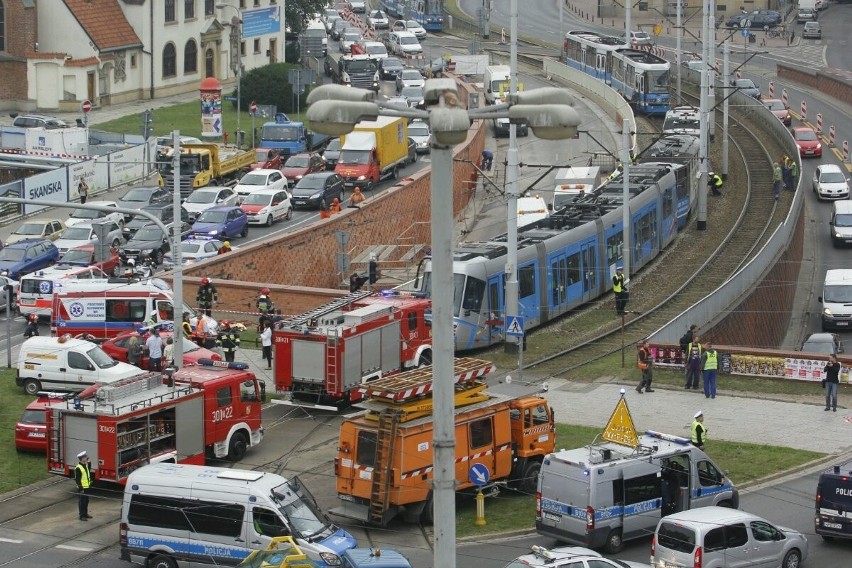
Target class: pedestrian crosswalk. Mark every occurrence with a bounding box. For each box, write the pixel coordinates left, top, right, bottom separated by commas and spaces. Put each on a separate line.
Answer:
731, 42, 826, 69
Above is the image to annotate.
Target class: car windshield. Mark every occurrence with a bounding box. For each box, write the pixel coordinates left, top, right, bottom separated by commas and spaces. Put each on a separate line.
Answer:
401, 86, 422, 98
15, 223, 46, 235
70, 208, 102, 220
122, 189, 154, 202
383, 58, 403, 70
0, 248, 26, 261
796, 130, 817, 141
820, 172, 846, 184
61, 227, 94, 240
735, 79, 755, 88
20, 409, 46, 425
766, 100, 786, 111
400, 36, 418, 45
134, 227, 164, 241
197, 211, 227, 223
255, 150, 271, 162
343, 32, 360, 41
409, 125, 429, 137
88, 346, 119, 369
834, 214, 852, 228
285, 156, 309, 168
239, 173, 270, 186
180, 242, 203, 254
261, 125, 299, 142
338, 150, 370, 165
366, 45, 387, 55
325, 139, 340, 151
185, 191, 218, 204
296, 176, 327, 189
344, 59, 377, 72
406, 21, 419, 29
243, 193, 273, 205
59, 249, 92, 264
824, 284, 852, 303
802, 340, 834, 354
402, 70, 422, 80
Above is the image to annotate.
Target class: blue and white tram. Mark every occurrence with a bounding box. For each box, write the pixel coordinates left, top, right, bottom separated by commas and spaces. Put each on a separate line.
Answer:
418, 163, 690, 351
640, 135, 700, 229
381, 0, 444, 31
611, 48, 671, 115
562, 31, 628, 85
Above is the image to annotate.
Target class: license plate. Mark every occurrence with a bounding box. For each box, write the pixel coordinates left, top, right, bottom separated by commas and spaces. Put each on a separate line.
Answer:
543, 512, 561, 522
824, 522, 842, 529
29, 432, 45, 438
837, 322, 849, 326
294, 200, 305, 205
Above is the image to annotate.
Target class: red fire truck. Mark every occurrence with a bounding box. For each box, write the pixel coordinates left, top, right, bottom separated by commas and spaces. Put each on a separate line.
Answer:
273, 290, 433, 409
46, 360, 264, 484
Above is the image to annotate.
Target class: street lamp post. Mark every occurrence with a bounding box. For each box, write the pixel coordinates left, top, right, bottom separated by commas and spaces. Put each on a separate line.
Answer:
306, 82, 580, 568
218, 4, 243, 147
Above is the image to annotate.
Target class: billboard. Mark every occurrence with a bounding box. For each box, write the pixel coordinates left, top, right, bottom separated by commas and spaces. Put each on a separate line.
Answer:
23, 169, 67, 215
242, 6, 281, 38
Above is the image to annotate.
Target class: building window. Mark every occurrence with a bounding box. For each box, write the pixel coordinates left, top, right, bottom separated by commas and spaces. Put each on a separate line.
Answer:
185, 0, 195, 20
130, 54, 137, 68
239, 0, 246, 8
165, 0, 176, 23
184, 39, 198, 74
240, 41, 246, 57
162, 43, 177, 78
205, 48, 214, 77
0, 0, 5, 52
253, 38, 260, 54
204, 0, 214, 16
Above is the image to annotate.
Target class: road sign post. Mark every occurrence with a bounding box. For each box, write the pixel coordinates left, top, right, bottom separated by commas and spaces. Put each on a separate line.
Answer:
80, 99, 92, 127
250, 101, 258, 147
505, 315, 525, 382
468, 463, 490, 526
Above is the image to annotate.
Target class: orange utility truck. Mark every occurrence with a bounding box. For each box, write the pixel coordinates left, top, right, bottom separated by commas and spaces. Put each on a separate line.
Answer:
332, 358, 555, 526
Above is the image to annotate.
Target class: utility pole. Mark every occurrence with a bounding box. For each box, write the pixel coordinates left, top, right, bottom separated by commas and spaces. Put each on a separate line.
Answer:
482, 0, 491, 39
504, 0, 520, 355
171, 132, 184, 367
722, 41, 730, 179
625, 0, 632, 39
621, 126, 631, 287
676, 1, 682, 104
698, 0, 711, 230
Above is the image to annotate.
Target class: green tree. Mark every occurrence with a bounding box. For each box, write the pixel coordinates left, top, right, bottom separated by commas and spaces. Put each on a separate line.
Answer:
234, 63, 307, 115
286, 0, 329, 34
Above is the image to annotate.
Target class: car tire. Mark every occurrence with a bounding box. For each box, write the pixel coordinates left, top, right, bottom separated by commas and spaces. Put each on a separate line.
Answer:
240, 224, 248, 238
154, 250, 164, 265
24, 378, 42, 396
266, 214, 273, 227
782, 549, 801, 568
285, 207, 292, 221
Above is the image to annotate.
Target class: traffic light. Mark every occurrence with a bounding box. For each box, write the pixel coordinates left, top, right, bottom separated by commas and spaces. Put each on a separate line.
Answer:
350, 273, 368, 293
140, 109, 154, 139
368, 260, 378, 285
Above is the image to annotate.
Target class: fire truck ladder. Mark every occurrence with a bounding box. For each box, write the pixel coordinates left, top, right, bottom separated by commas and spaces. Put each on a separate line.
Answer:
358, 357, 497, 423
276, 290, 375, 329
326, 327, 340, 394
48, 411, 62, 464
369, 409, 401, 524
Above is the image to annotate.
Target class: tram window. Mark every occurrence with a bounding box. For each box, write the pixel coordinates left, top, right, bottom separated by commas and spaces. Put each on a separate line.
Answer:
567, 253, 581, 286
606, 233, 622, 265
519, 265, 535, 298
663, 191, 674, 218
462, 276, 485, 313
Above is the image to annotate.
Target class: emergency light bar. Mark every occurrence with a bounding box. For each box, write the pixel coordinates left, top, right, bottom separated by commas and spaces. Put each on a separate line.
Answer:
196, 358, 250, 370
645, 430, 691, 445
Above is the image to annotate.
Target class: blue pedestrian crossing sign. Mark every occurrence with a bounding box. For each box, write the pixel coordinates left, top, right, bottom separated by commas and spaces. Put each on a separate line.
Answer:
469, 463, 491, 486
505, 315, 525, 337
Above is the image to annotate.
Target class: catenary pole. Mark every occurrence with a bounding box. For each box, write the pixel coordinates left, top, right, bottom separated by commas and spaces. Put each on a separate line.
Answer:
172, 132, 184, 368
504, 0, 520, 355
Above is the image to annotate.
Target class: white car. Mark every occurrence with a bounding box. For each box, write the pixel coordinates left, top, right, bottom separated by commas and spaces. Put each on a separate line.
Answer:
505, 545, 650, 568
233, 169, 288, 202
349, 0, 366, 13
623, 30, 652, 46
396, 68, 425, 92
407, 120, 431, 153
163, 237, 225, 266
813, 164, 850, 200
387, 31, 423, 56
367, 9, 389, 29
392, 19, 427, 40
339, 30, 362, 53
183, 186, 239, 222
399, 85, 424, 108
240, 188, 293, 226
363, 41, 389, 60
66, 200, 125, 228
54, 221, 124, 254
0, 275, 19, 311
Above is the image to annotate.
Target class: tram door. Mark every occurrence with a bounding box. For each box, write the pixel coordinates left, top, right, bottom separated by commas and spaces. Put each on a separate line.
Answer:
486, 274, 505, 345
635, 73, 645, 104
596, 53, 607, 83
582, 243, 597, 302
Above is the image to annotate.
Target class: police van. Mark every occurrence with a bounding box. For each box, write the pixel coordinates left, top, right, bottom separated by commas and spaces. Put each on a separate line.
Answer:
815, 459, 852, 540
536, 428, 738, 553
18, 265, 110, 318
120, 463, 357, 567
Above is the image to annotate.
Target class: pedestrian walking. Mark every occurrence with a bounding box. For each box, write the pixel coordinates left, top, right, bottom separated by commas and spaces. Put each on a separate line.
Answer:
163, 337, 175, 367
701, 341, 718, 399
613, 264, 627, 316
127, 335, 142, 367
77, 179, 89, 205
691, 411, 707, 450
75, 450, 93, 520
823, 354, 840, 412
261, 320, 273, 369
196, 277, 218, 316
684, 336, 703, 390
635, 339, 655, 393
217, 320, 241, 363
772, 161, 782, 200
145, 330, 164, 371
788, 29, 794, 46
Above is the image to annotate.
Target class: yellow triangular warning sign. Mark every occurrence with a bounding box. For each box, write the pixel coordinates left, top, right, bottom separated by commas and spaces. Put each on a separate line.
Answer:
600, 396, 639, 448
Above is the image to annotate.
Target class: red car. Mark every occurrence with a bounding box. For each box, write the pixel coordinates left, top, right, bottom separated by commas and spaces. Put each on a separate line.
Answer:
281, 152, 326, 186
57, 243, 122, 277
101, 330, 221, 367
791, 126, 822, 158
15, 395, 64, 452
251, 148, 282, 171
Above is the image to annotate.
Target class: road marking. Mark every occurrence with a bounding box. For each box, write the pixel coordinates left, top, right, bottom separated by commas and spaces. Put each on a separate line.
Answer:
0, 538, 23, 544
55, 544, 94, 552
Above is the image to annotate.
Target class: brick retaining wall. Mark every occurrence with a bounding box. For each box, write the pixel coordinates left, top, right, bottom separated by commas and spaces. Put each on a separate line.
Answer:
777, 64, 852, 107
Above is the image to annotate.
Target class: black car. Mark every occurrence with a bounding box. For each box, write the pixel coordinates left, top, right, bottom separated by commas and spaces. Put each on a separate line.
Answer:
122, 203, 188, 240
116, 186, 172, 220
380, 57, 405, 80
119, 221, 192, 265
291, 173, 345, 210
322, 138, 341, 169
724, 9, 782, 29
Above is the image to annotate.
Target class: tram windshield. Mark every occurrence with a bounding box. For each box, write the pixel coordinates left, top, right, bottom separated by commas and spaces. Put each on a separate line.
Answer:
648, 69, 670, 93
420, 272, 485, 316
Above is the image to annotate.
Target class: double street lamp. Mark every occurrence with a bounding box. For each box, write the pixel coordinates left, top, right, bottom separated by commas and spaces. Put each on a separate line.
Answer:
306, 80, 580, 568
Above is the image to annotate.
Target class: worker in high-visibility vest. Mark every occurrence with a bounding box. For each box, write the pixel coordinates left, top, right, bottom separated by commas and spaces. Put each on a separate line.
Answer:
701, 341, 719, 399
75, 450, 93, 521
691, 411, 708, 450
612, 264, 627, 316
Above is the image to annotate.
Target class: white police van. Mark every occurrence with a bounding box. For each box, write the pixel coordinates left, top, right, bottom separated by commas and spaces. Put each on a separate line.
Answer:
536, 430, 738, 553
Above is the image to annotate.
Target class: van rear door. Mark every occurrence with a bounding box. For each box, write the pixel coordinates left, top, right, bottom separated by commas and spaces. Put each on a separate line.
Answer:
618, 462, 662, 541
817, 474, 852, 537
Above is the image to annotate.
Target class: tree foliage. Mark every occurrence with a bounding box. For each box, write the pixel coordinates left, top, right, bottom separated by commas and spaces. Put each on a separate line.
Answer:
286, 0, 328, 34
233, 63, 307, 115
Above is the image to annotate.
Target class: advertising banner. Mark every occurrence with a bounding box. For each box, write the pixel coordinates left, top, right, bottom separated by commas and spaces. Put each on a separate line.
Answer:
0, 180, 23, 218
242, 7, 281, 38
201, 88, 223, 137
68, 159, 97, 202
23, 169, 67, 215
109, 146, 145, 186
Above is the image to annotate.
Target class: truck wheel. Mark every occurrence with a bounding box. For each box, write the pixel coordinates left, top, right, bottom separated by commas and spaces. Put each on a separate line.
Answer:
604, 529, 624, 554
420, 492, 434, 524
23, 378, 42, 396
148, 554, 177, 568
392, 166, 398, 180
417, 350, 432, 368
520, 462, 541, 495
227, 432, 248, 461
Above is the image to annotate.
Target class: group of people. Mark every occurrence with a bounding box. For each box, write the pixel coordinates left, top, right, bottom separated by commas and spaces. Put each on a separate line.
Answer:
772, 155, 799, 200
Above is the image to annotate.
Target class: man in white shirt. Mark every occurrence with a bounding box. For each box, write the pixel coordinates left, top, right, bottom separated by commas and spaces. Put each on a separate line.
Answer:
145, 330, 164, 371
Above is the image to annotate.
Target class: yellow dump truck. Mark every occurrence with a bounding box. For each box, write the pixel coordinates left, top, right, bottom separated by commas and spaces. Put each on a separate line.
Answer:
157, 143, 255, 199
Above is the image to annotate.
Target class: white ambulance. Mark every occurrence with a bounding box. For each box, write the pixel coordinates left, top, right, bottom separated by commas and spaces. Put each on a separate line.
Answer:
18, 266, 110, 318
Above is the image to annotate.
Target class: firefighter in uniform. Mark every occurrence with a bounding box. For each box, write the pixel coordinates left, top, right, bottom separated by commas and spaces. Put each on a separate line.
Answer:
196, 277, 218, 316
691, 411, 707, 450
75, 450, 93, 520
708, 172, 723, 196
217, 320, 241, 363
256, 288, 274, 329
612, 264, 627, 315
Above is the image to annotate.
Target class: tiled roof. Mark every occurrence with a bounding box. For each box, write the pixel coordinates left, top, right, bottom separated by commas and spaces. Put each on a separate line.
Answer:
63, 0, 142, 51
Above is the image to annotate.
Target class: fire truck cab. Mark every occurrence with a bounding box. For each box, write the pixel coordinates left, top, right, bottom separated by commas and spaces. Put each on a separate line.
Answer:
332, 358, 555, 526
274, 290, 432, 409
46, 360, 264, 484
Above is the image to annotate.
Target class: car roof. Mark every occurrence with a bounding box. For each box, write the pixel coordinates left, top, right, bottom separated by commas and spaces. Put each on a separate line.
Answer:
245, 187, 288, 195
20, 218, 62, 225
804, 333, 835, 342
819, 164, 843, 173
792, 126, 814, 133
662, 506, 760, 525
393, 30, 417, 38
204, 205, 242, 212
6, 239, 52, 248
249, 168, 281, 175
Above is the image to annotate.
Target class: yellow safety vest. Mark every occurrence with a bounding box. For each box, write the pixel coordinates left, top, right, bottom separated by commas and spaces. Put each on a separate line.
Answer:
704, 350, 718, 370
691, 420, 707, 445
76, 463, 92, 488
613, 274, 625, 294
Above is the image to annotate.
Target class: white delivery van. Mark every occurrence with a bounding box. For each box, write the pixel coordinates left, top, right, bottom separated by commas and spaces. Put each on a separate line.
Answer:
484, 65, 511, 105
16, 336, 143, 395
829, 201, 852, 247
818, 269, 852, 331
120, 463, 358, 568
517, 196, 549, 229
536, 430, 738, 553
552, 166, 601, 210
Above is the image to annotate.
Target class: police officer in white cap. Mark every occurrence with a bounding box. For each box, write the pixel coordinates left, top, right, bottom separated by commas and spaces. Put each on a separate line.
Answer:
75, 450, 93, 520
691, 411, 707, 450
